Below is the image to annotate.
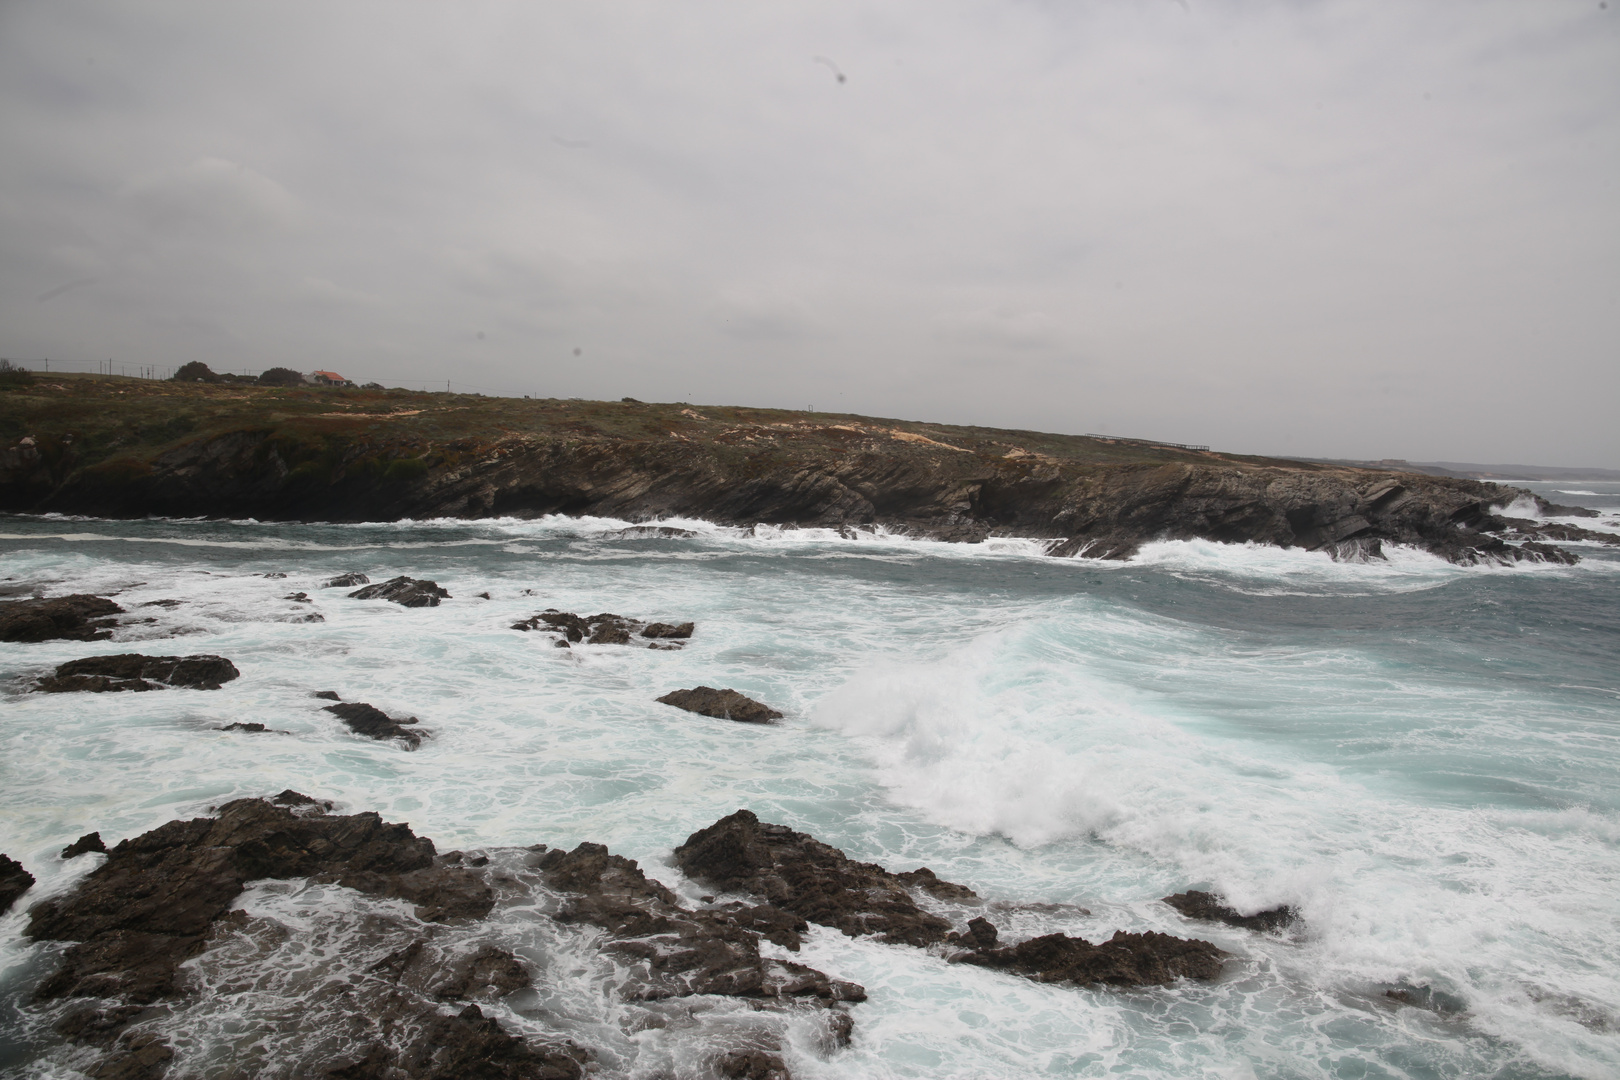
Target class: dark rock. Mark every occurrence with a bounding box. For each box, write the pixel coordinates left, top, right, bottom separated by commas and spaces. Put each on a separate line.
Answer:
284, 591, 312, 603
324, 572, 370, 588
613, 525, 699, 539
1162, 890, 1298, 933
270, 789, 333, 811
477, 591, 492, 599
25, 798, 486, 1005
0, 594, 123, 642
35, 654, 240, 693
348, 576, 449, 607
324, 1003, 588, 1080
216, 722, 287, 734
534, 842, 864, 1004
261, 572, 288, 579
313, 690, 342, 700
673, 809, 964, 946
63, 833, 107, 859
138, 599, 183, 609
657, 688, 782, 724
957, 929, 1226, 988
429, 945, 533, 1001
946, 916, 999, 952
896, 866, 980, 901
325, 702, 425, 749
83, 1031, 173, 1080
1, 853, 35, 914
53, 1005, 151, 1047
716, 1048, 791, 1080
511, 609, 692, 650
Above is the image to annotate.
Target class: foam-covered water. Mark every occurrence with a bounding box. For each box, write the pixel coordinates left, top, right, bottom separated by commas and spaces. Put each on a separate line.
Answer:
3, 488, 1619, 1078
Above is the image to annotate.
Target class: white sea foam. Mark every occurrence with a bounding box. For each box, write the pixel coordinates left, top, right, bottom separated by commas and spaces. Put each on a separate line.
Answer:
2, 518, 1618, 1078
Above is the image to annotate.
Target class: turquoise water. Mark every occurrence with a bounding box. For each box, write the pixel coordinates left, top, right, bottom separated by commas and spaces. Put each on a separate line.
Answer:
2, 482, 1618, 1078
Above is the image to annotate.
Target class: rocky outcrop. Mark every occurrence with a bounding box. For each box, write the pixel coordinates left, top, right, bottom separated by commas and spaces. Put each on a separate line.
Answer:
1, 390, 1590, 565
512, 610, 693, 649
1, 854, 34, 914
0, 594, 123, 642
348, 576, 450, 607
25, 797, 492, 1005
673, 810, 963, 946
324, 701, 426, 749
324, 572, 370, 587
532, 841, 864, 1008
1162, 890, 1298, 932
955, 928, 1226, 988
658, 688, 783, 724
62, 833, 107, 859
35, 654, 240, 693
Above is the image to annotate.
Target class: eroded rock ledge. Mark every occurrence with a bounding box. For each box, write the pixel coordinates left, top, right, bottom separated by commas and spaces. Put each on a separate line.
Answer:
15, 801, 1240, 1079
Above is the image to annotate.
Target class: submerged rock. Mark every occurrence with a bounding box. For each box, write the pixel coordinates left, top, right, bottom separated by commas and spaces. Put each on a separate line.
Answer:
533, 841, 864, 1006
323, 572, 370, 588
0, 594, 123, 643
348, 575, 450, 607
657, 688, 783, 724
1162, 890, 1298, 932
61, 833, 107, 859
35, 654, 240, 693
25, 797, 490, 1006
612, 525, 700, 539
512, 609, 693, 650
673, 809, 964, 946
324, 701, 425, 749
1, 854, 34, 914
955, 928, 1226, 988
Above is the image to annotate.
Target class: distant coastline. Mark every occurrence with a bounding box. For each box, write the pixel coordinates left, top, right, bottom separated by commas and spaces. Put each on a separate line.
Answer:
1, 373, 1610, 566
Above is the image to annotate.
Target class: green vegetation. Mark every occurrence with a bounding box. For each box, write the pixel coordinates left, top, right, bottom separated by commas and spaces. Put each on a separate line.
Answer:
0, 372, 1306, 484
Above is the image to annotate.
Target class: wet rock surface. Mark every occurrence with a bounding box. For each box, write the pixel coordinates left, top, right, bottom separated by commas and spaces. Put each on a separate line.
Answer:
25, 797, 488, 1005
533, 841, 865, 1006
325, 701, 426, 749
657, 688, 782, 724
1, 854, 34, 914
62, 832, 107, 859
955, 928, 1227, 988
512, 609, 693, 649
35, 653, 240, 693
673, 810, 964, 946
0, 594, 123, 642
1162, 890, 1298, 933
323, 572, 371, 587
348, 575, 450, 607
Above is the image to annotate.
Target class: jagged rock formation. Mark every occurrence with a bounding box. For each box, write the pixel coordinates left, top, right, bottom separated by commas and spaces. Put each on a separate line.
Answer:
61, 833, 107, 859
674, 810, 970, 947
34, 654, 240, 693
0, 594, 123, 642
532, 842, 864, 1009
512, 610, 694, 649
1162, 890, 1298, 933
324, 572, 371, 587
1, 854, 34, 914
658, 688, 783, 723
954, 928, 1226, 987
348, 576, 450, 607
21, 797, 581, 1079
324, 701, 426, 748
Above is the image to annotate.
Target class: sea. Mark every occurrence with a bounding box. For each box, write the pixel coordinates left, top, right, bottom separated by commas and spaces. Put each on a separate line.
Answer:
2, 480, 1618, 1079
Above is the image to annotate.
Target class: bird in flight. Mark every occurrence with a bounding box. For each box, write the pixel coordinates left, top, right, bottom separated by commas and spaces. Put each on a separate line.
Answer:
812, 56, 847, 84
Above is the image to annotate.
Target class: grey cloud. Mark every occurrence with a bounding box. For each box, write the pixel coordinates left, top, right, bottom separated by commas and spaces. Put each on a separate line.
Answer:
0, 0, 1615, 464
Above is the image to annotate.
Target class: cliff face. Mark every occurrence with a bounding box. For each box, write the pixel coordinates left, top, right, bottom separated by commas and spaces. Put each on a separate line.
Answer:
0, 377, 1596, 564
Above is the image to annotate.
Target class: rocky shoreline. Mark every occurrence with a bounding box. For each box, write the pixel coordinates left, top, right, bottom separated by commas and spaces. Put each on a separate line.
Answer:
1, 382, 1610, 565
1, 798, 1283, 1079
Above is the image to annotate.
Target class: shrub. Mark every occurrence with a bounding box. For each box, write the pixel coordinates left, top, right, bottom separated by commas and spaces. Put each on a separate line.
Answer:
172, 361, 219, 383
382, 457, 429, 483
0, 359, 34, 387
257, 367, 306, 387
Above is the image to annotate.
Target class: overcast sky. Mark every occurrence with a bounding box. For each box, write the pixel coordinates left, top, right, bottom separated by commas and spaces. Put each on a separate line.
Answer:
2, 1, 1617, 465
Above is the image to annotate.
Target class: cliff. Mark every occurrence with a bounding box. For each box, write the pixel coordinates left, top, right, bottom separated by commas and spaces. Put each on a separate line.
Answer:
0, 374, 1598, 564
